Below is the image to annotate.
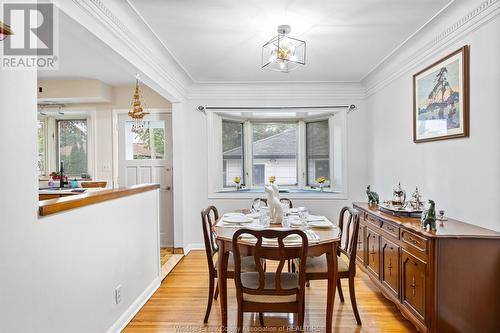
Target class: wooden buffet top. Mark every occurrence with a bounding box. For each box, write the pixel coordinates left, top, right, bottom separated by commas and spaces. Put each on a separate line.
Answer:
38, 183, 160, 216
353, 202, 500, 239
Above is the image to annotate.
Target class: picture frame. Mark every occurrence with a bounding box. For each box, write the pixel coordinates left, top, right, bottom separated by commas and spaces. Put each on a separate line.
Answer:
413, 45, 469, 143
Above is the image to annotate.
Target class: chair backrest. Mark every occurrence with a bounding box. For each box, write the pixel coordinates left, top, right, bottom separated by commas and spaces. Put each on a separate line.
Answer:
338, 207, 360, 272
252, 197, 293, 209
201, 206, 219, 274
232, 228, 308, 296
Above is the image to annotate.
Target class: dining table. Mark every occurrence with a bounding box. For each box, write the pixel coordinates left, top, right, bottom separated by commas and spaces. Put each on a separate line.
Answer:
214, 211, 342, 333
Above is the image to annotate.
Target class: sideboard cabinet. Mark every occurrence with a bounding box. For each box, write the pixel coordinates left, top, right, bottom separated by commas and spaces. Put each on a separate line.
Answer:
353, 202, 500, 333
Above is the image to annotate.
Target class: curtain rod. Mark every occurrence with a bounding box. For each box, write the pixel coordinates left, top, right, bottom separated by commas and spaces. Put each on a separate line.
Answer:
197, 104, 357, 112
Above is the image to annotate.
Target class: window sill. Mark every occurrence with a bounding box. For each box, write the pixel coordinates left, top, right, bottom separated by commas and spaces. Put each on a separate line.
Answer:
210, 188, 347, 200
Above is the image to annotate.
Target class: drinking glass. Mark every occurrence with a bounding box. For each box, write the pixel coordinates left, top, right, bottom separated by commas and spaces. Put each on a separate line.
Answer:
259, 207, 270, 227
252, 200, 261, 213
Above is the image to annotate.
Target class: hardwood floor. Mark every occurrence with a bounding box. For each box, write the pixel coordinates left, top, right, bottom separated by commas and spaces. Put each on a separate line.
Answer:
160, 247, 174, 267
125, 251, 418, 333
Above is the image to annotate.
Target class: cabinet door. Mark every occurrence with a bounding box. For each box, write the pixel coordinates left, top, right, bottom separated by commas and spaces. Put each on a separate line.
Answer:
366, 227, 380, 278
381, 237, 399, 296
356, 224, 365, 264
401, 250, 426, 319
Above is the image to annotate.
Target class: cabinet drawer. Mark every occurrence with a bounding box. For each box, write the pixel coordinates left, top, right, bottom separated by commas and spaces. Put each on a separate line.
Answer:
365, 213, 383, 227
401, 230, 427, 253
381, 221, 399, 238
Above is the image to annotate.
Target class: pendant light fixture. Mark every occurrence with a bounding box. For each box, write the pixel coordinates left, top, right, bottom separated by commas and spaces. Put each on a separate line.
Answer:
128, 75, 149, 133
261, 25, 306, 73
0, 21, 13, 41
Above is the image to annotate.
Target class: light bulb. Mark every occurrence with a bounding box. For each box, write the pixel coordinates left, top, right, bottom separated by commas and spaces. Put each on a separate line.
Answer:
279, 62, 286, 69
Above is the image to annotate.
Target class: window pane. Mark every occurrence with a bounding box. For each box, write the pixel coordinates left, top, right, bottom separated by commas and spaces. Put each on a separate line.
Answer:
222, 121, 244, 187
307, 120, 330, 186
252, 123, 297, 186
125, 121, 165, 160
37, 119, 46, 176
58, 120, 88, 176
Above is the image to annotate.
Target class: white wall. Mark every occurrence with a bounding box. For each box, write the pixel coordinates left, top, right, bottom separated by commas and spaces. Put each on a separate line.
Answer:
364, 0, 500, 231
1, 72, 161, 332
174, 83, 369, 249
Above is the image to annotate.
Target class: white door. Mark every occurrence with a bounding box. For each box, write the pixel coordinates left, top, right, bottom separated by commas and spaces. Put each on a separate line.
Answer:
117, 113, 173, 247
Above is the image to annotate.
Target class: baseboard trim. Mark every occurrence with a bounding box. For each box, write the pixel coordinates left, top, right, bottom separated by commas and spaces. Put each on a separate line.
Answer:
106, 276, 161, 333
184, 243, 205, 255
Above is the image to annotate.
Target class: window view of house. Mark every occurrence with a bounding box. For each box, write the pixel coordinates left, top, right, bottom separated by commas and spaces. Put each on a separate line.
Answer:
252, 123, 298, 186
125, 121, 165, 160
307, 120, 330, 187
222, 121, 244, 187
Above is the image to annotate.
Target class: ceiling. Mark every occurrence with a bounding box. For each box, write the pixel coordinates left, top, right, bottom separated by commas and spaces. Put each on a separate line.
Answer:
37, 11, 138, 86
129, 0, 452, 82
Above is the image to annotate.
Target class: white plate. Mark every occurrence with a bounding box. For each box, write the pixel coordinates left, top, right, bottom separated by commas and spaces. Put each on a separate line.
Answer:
224, 212, 245, 218
308, 221, 334, 228
307, 215, 325, 222
222, 216, 254, 224
245, 212, 260, 218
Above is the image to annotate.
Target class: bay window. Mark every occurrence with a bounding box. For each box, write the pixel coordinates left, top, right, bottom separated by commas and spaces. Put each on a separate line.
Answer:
213, 110, 347, 197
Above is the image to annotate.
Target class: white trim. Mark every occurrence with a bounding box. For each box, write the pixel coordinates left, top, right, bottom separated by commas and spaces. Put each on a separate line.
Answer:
105, 276, 161, 333
184, 243, 205, 255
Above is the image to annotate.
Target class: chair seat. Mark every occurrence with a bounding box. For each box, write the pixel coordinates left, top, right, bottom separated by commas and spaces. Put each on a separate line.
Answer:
295, 252, 350, 274
213, 253, 260, 273
240, 272, 298, 303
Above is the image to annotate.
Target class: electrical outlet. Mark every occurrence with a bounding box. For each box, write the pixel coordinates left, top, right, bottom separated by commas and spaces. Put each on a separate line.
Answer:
115, 285, 122, 304
103, 162, 111, 171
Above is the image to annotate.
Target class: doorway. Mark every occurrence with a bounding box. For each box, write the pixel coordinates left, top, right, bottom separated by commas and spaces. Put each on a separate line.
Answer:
116, 111, 180, 279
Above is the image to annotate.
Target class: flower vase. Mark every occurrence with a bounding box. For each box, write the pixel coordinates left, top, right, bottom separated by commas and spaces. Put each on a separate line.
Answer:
319, 183, 324, 192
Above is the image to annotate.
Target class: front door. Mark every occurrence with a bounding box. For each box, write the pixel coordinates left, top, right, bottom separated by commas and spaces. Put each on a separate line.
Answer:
117, 113, 173, 247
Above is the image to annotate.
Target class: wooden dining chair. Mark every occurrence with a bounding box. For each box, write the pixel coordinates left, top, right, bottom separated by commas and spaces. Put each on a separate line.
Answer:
252, 197, 293, 210
232, 228, 308, 332
201, 206, 262, 323
293, 207, 362, 325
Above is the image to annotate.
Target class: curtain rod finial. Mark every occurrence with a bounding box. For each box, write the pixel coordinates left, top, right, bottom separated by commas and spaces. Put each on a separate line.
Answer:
348, 104, 357, 113
197, 105, 205, 112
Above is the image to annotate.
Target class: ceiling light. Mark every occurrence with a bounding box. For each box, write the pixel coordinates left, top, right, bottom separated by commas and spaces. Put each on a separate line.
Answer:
262, 25, 306, 73
128, 75, 149, 133
0, 21, 13, 41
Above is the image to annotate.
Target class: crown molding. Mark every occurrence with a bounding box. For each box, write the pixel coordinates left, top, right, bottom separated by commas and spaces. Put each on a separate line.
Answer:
187, 82, 366, 101
363, 0, 500, 97
66, 0, 190, 102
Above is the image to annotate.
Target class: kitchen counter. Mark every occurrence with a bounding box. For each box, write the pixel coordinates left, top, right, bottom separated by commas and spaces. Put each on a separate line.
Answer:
38, 183, 160, 216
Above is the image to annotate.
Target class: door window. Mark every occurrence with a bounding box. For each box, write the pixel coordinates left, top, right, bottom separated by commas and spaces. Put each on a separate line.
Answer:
125, 121, 165, 160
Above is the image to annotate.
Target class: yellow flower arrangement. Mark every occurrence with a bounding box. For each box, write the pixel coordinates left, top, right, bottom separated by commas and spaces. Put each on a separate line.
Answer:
316, 176, 327, 184
268, 176, 276, 184
233, 176, 241, 184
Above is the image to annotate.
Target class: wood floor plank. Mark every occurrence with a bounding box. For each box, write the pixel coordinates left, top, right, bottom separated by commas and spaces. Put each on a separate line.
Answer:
125, 251, 418, 333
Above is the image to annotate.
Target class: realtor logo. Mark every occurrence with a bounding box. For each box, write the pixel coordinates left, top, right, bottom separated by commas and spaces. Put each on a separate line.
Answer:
1, 3, 58, 69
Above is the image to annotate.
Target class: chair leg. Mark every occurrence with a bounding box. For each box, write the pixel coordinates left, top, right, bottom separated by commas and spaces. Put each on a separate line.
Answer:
259, 312, 265, 327
214, 282, 219, 300
297, 293, 305, 332
348, 275, 362, 325
288, 259, 291, 272
306, 280, 310, 287
203, 277, 215, 323
337, 278, 345, 303
237, 307, 244, 332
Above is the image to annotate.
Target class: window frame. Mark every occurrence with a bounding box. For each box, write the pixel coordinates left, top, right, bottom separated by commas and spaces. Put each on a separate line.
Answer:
222, 119, 245, 188
207, 109, 347, 199
37, 109, 96, 180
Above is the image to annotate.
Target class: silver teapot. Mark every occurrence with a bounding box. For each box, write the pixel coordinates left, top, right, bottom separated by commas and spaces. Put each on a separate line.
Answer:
392, 182, 406, 207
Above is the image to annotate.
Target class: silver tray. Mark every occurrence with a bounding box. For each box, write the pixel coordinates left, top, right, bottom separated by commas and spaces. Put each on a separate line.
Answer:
378, 203, 423, 218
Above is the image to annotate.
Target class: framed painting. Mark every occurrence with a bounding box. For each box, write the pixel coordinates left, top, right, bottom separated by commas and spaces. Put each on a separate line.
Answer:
413, 45, 469, 143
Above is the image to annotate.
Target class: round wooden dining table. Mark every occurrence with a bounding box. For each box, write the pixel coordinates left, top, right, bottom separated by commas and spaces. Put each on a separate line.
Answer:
214, 219, 341, 333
